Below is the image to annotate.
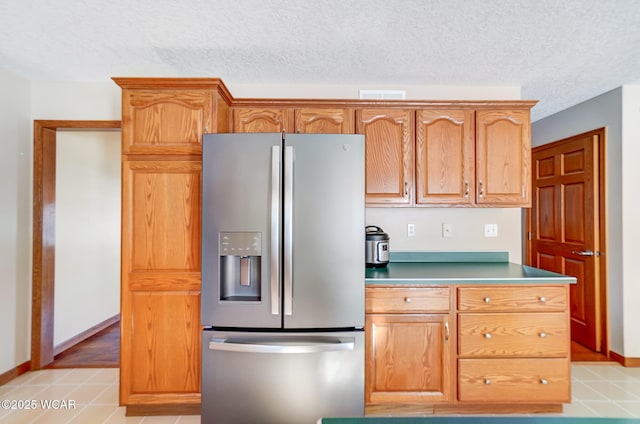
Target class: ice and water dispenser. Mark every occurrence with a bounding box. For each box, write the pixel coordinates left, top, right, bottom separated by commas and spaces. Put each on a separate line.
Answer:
219, 232, 262, 302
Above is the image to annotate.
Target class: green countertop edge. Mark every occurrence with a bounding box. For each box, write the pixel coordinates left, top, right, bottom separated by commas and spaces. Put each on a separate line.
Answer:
366, 251, 576, 285
389, 251, 509, 263
321, 417, 640, 424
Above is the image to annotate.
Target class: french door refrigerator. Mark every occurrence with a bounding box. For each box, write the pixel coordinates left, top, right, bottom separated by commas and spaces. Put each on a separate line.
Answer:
201, 132, 365, 424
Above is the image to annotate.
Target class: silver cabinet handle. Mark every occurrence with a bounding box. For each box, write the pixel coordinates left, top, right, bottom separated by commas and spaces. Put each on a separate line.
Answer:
404, 181, 409, 197
270, 146, 281, 315
478, 180, 485, 198
484, 379, 491, 385
539, 332, 547, 338
483, 297, 491, 303
283, 145, 294, 316
539, 296, 547, 303
572, 249, 595, 256
444, 322, 450, 341
404, 297, 411, 303
540, 378, 548, 385
464, 181, 469, 198
484, 333, 492, 339
209, 338, 354, 354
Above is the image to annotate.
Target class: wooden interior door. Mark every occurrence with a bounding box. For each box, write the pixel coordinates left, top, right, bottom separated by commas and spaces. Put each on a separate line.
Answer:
529, 129, 605, 352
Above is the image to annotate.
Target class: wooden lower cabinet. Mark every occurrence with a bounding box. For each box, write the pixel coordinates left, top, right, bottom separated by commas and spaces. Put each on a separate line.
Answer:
365, 284, 571, 413
120, 159, 202, 412
365, 286, 452, 406
456, 284, 571, 408
365, 314, 452, 404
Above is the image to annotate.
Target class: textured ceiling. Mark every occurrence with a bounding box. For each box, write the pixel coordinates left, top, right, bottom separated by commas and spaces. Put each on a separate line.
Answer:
1, 0, 640, 121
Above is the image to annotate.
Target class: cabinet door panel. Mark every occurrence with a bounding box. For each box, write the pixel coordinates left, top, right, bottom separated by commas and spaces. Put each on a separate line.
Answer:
122, 90, 213, 154
357, 109, 414, 205
121, 160, 202, 406
128, 291, 201, 394
476, 110, 531, 206
124, 161, 201, 272
232, 107, 294, 132
295, 108, 355, 133
416, 110, 474, 205
366, 314, 451, 403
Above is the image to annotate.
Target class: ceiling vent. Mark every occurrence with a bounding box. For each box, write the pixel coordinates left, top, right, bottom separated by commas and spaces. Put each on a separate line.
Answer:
359, 90, 406, 100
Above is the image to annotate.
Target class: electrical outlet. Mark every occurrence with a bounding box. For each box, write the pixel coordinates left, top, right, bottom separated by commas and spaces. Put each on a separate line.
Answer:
407, 223, 415, 237
484, 224, 498, 237
442, 223, 453, 238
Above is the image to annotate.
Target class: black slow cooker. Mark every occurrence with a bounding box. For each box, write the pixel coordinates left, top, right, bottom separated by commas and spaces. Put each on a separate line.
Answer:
365, 225, 389, 268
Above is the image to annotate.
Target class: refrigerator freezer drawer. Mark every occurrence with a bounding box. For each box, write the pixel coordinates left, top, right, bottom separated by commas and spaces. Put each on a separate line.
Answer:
202, 330, 364, 424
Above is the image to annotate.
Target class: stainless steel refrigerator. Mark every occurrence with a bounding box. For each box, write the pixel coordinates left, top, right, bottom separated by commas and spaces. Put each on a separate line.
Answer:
201, 132, 365, 424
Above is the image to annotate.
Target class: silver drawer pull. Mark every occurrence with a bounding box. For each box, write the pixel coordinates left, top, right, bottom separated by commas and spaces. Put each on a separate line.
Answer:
404, 297, 411, 303
484, 379, 491, 385
540, 378, 548, 385
483, 297, 491, 303
539, 332, 547, 338
484, 333, 492, 339
539, 296, 547, 303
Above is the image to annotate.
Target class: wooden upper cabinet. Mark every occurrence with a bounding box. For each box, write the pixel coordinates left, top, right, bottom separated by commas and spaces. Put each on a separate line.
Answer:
233, 107, 355, 134
294, 108, 355, 133
475, 109, 531, 206
416, 110, 475, 206
121, 89, 214, 155
357, 109, 414, 205
232, 107, 294, 132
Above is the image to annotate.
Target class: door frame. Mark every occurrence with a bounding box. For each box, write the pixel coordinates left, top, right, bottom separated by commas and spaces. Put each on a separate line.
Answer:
525, 127, 608, 355
31, 120, 121, 369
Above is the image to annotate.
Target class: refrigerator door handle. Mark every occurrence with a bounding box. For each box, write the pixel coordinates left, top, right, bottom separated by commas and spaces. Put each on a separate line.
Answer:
284, 145, 294, 316
208, 338, 355, 354
270, 145, 281, 315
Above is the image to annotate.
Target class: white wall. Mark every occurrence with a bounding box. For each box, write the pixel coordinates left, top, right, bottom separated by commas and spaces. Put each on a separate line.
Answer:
30, 81, 121, 119
621, 85, 640, 356
531, 87, 638, 357
228, 82, 520, 102
366, 208, 523, 261
0, 69, 31, 373
54, 131, 121, 346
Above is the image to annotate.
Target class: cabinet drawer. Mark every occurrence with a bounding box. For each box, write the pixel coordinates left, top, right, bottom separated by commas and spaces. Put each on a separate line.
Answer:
366, 287, 450, 313
458, 313, 568, 357
458, 358, 570, 403
457, 286, 567, 312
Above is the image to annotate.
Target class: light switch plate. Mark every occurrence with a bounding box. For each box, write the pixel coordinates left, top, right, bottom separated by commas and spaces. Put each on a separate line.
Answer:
407, 223, 415, 237
484, 224, 498, 237
442, 223, 453, 238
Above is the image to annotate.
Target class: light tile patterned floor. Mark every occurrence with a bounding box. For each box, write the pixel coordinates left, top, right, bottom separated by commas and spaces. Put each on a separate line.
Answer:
1, 364, 640, 423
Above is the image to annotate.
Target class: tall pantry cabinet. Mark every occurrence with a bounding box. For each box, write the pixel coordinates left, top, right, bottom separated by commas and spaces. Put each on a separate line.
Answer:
113, 78, 232, 415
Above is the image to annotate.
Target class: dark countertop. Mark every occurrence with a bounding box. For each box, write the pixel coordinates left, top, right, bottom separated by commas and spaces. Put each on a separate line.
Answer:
365, 252, 576, 285
321, 418, 640, 424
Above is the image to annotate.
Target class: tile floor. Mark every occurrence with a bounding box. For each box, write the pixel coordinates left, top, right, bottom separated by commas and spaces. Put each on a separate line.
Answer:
1, 363, 640, 423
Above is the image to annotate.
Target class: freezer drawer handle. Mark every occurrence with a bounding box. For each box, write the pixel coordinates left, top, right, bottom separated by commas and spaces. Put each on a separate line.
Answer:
208, 338, 355, 354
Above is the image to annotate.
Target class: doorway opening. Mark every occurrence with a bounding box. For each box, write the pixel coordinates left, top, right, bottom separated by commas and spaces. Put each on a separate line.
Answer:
32, 120, 121, 370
